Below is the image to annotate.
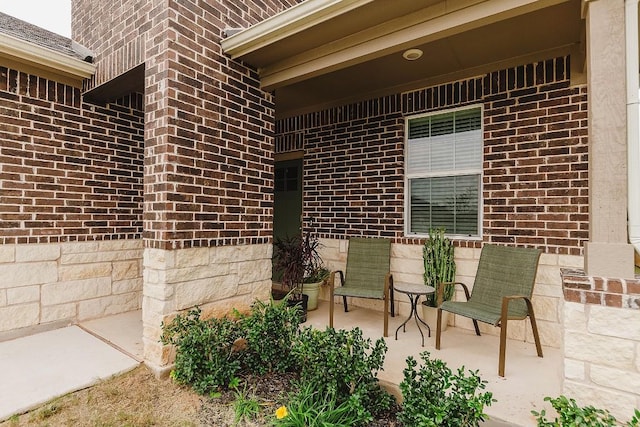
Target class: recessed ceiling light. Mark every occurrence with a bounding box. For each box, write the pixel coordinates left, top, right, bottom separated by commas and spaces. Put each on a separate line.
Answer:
403, 48, 423, 61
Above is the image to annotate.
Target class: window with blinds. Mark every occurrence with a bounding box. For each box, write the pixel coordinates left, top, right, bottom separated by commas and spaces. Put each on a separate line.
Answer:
405, 106, 482, 237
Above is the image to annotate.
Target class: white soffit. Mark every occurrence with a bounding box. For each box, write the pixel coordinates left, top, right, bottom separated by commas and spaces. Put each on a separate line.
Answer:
0, 32, 95, 81
222, 0, 571, 91
221, 0, 375, 59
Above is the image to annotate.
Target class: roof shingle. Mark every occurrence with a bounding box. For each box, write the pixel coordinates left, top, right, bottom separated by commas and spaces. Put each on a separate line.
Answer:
0, 11, 91, 61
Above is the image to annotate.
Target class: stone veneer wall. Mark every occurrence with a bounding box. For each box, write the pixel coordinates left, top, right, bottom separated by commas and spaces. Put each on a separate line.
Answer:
142, 244, 272, 367
561, 270, 640, 422
0, 240, 142, 337
319, 238, 582, 348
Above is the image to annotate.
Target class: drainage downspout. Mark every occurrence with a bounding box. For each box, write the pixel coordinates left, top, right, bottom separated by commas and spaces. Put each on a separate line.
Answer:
626, 0, 640, 261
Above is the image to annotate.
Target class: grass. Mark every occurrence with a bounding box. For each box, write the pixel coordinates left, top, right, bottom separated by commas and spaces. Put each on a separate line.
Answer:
1, 366, 202, 427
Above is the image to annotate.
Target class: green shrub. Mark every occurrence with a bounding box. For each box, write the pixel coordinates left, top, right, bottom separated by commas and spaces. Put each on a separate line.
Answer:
237, 298, 302, 375
292, 326, 394, 421
272, 382, 372, 427
161, 308, 242, 394
532, 396, 640, 427
398, 351, 494, 427
161, 300, 302, 394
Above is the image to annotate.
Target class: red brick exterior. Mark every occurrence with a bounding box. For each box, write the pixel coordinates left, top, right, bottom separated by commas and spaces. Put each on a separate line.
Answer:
0, 66, 144, 245
72, 0, 301, 250
277, 56, 588, 255
562, 268, 640, 310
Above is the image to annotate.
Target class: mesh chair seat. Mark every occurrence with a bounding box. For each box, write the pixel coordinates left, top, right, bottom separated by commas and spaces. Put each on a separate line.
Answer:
329, 237, 394, 336
435, 244, 543, 377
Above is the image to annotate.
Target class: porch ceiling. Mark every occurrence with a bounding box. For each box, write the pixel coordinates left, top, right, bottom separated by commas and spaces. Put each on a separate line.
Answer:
221, 0, 584, 118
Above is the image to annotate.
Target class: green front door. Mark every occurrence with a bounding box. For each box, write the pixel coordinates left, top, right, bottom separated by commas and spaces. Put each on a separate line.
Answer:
274, 158, 302, 241
273, 158, 303, 282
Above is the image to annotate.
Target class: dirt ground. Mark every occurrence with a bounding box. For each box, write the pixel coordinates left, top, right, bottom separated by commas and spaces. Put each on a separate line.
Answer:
1, 365, 398, 427
1, 366, 203, 427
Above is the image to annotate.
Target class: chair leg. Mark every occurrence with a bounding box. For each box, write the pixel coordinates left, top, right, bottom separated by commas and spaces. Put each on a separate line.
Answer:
342, 296, 348, 312
383, 294, 389, 337
435, 308, 442, 350
499, 317, 508, 377
329, 293, 334, 329
526, 300, 544, 358
390, 286, 395, 317
472, 319, 481, 336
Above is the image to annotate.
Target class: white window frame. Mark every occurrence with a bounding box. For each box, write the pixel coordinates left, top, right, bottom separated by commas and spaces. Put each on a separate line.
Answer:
404, 104, 484, 239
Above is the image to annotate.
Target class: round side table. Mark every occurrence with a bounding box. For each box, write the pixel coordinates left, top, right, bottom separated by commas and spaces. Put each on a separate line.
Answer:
393, 282, 435, 347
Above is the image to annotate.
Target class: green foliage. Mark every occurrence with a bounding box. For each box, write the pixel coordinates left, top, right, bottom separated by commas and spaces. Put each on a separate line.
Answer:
161, 308, 243, 394
292, 326, 394, 420
423, 228, 456, 307
232, 384, 262, 425
237, 298, 302, 375
273, 232, 324, 296
532, 396, 640, 427
161, 300, 302, 395
398, 351, 494, 427
272, 383, 372, 427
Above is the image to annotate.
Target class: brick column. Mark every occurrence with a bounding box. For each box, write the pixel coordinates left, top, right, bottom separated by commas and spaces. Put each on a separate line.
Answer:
140, 1, 281, 374
584, 0, 635, 277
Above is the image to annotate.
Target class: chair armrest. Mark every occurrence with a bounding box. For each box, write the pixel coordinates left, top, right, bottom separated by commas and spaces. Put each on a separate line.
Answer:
384, 272, 393, 294
500, 295, 533, 321
437, 281, 471, 305
329, 270, 345, 288
329, 271, 344, 300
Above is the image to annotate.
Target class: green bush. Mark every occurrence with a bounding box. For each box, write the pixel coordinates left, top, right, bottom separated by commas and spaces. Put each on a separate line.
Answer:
237, 298, 302, 375
161, 300, 303, 394
292, 326, 394, 421
398, 351, 494, 427
161, 308, 242, 394
272, 382, 372, 427
532, 396, 640, 427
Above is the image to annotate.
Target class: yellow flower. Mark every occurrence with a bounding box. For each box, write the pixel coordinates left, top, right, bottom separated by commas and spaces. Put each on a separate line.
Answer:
275, 405, 288, 419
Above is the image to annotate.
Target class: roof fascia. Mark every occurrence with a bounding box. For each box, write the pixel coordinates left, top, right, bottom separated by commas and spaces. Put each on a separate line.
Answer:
0, 32, 95, 81
220, 0, 375, 59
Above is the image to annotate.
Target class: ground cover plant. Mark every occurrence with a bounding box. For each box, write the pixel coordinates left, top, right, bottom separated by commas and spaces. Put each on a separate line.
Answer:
159, 297, 497, 426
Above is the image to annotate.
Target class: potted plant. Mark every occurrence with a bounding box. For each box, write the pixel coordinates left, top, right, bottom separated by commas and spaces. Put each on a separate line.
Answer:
302, 265, 330, 311
421, 228, 456, 331
273, 232, 327, 318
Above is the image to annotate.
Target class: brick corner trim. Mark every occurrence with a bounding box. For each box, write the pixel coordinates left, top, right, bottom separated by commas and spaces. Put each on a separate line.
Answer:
561, 268, 640, 309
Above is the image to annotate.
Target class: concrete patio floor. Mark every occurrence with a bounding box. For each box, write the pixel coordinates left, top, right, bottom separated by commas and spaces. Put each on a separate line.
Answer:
0, 323, 140, 421
0, 302, 560, 425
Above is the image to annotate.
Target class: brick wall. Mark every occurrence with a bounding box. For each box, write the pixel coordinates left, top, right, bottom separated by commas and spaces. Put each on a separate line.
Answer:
75, 0, 305, 369
0, 66, 144, 244
562, 269, 640, 309
72, 0, 302, 89
75, 0, 301, 250
277, 56, 588, 255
